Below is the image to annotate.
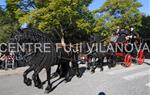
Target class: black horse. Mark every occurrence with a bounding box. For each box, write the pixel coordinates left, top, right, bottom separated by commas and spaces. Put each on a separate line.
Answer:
9, 28, 79, 93
54, 46, 81, 80
80, 41, 116, 73
90, 50, 116, 73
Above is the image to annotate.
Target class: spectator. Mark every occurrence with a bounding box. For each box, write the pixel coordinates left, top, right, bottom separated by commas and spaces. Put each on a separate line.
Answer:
0, 52, 6, 61
0, 52, 6, 69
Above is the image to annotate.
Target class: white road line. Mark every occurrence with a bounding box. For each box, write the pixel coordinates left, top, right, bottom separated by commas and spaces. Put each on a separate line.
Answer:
146, 82, 150, 87
123, 70, 150, 80
107, 64, 148, 75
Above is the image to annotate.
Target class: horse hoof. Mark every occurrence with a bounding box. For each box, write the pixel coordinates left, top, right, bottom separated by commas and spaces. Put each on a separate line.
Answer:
76, 72, 82, 78
91, 70, 95, 74
37, 84, 43, 89
34, 82, 43, 89
44, 85, 52, 93
65, 77, 71, 83
86, 67, 90, 70
76, 74, 82, 78
44, 90, 50, 94
24, 78, 32, 86
100, 69, 104, 72
108, 66, 111, 69
34, 82, 39, 88
112, 64, 116, 67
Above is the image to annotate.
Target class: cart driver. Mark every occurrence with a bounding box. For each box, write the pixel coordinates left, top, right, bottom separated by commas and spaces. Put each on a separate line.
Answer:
125, 27, 138, 43
117, 28, 129, 42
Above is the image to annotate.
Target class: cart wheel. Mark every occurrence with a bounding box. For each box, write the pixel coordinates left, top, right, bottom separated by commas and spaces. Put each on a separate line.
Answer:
137, 49, 145, 65
124, 54, 132, 67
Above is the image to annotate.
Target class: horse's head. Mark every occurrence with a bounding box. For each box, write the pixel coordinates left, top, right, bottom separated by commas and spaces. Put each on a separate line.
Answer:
8, 28, 37, 63
9, 29, 27, 44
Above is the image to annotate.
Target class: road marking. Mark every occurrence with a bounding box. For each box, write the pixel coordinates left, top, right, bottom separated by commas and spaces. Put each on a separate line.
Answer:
146, 82, 150, 88
123, 70, 150, 80
107, 64, 148, 75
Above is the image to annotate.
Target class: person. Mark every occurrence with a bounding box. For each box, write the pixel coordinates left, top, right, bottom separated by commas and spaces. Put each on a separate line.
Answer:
110, 26, 121, 42
5, 51, 15, 69
117, 28, 129, 42
125, 27, 138, 42
128, 27, 138, 56
0, 52, 7, 69
130, 27, 137, 35
0, 52, 7, 61
0, 52, 3, 68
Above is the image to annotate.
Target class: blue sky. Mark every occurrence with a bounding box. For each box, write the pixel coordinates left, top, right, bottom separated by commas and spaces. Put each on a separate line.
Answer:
0, 0, 150, 15
88, 0, 150, 15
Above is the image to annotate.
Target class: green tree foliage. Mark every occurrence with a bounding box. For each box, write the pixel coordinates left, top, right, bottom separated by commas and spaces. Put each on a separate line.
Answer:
19, 0, 94, 43
139, 15, 150, 38
0, 0, 24, 43
94, 0, 142, 37
0, 0, 144, 43
0, 7, 18, 43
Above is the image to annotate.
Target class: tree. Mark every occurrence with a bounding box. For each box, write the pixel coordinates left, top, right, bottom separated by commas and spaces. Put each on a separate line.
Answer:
1, 0, 144, 43
139, 15, 150, 38
19, 0, 94, 43
0, 7, 19, 43
93, 0, 142, 38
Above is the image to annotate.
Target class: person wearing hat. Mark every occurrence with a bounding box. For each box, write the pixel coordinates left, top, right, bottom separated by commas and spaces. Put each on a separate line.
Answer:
126, 27, 138, 43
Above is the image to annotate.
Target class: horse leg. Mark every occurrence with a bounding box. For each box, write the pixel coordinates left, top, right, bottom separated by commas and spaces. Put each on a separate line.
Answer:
91, 65, 97, 73
23, 66, 34, 86
107, 56, 112, 69
100, 63, 104, 71
58, 61, 67, 78
51, 63, 60, 78
32, 66, 43, 89
86, 56, 91, 70
45, 68, 52, 93
58, 62, 66, 78
99, 57, 104, 71
36, 74, 43, 89
72, 61, 81, 78
56, 63, 61, 75
86, 61, 90, 70
75, 63, 81, 78
91, 61, 97, 73
65, 61, 72, 82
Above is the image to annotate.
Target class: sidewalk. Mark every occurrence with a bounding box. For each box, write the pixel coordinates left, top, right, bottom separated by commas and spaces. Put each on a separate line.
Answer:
0, 67, 28, 76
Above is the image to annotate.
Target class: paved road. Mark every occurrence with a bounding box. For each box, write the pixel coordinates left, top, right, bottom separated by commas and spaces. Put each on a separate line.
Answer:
0, 60, 150, 95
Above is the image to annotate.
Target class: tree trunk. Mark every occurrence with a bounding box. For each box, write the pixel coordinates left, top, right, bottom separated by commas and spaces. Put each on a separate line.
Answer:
60, 26, 65, 46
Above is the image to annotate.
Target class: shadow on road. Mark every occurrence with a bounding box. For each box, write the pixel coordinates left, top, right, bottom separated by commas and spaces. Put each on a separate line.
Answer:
143, 52, 150, 65
41, 67, 87, 93
144, 62, 150, 65
50, 67, 86, 92
51, 78, 65, 92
